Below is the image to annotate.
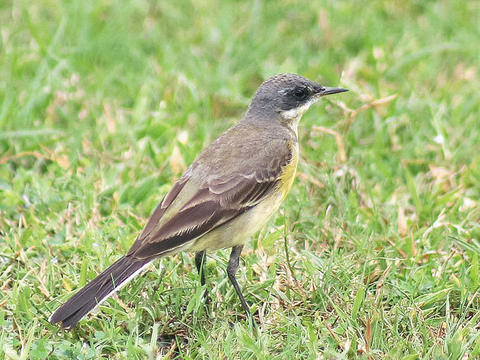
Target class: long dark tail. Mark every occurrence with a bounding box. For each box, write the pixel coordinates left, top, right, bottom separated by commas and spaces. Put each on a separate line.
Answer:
49, 256, 149, 329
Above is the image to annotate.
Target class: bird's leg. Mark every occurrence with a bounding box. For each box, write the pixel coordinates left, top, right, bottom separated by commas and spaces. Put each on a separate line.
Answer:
227, 245, 251, 317
195, 251, 207, 286
195, 250, 209, 303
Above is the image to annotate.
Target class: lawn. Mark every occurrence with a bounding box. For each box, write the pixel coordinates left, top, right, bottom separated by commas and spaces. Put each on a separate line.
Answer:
1, 0, 479, 358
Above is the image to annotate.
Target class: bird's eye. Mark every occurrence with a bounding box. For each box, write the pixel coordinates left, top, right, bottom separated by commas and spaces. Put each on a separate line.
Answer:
293, 87, 308, 100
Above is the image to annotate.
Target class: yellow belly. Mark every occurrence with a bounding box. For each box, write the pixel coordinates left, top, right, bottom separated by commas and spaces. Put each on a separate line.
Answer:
278, 141, 299, 200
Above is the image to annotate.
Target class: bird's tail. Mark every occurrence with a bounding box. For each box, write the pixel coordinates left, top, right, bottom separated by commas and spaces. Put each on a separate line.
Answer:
49, 256, 150, 329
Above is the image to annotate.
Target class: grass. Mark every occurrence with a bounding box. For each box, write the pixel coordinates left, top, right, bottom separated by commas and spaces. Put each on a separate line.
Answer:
1, 0, 479, 358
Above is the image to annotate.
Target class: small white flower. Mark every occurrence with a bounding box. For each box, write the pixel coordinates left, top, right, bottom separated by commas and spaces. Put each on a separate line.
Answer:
433, 134, 445, 145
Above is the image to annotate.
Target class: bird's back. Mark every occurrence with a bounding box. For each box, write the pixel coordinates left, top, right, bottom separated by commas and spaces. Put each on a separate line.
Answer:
191, 122, 297, 180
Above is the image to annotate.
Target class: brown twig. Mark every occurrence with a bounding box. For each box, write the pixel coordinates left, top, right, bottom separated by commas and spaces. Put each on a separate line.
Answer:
0, 151, 51, 165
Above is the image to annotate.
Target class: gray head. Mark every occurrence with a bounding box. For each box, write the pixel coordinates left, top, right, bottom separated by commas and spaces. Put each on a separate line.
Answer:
244, 73, 347, 128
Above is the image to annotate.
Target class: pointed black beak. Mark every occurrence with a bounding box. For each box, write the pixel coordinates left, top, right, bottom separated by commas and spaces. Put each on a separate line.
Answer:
316, 86, 349, 97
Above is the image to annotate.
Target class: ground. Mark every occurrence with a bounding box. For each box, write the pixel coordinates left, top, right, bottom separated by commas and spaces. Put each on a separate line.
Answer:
1, 0, 479, 359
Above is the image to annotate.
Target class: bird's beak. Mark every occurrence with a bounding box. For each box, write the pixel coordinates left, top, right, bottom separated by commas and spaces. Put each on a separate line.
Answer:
316, 86, 349, 97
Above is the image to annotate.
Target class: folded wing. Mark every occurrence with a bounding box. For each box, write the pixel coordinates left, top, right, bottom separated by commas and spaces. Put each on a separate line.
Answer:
128, 138, 293, 260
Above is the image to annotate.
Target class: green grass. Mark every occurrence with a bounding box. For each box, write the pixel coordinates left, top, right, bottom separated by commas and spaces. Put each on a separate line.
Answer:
1, 0, 480, 358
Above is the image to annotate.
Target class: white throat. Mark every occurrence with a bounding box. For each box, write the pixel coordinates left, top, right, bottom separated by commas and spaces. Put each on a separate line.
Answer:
279, 97, 318, 133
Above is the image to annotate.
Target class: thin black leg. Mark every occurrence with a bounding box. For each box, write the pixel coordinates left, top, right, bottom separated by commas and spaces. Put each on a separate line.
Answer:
195, 250, 209, 303
195, 251, 207, 286
227, 245, 250, 317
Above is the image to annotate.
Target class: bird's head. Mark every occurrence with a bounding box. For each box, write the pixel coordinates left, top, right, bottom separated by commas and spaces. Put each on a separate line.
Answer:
245, 73, 347, 130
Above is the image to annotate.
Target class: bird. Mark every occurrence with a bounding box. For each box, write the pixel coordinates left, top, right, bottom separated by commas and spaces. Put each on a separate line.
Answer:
49, 73, 348, 329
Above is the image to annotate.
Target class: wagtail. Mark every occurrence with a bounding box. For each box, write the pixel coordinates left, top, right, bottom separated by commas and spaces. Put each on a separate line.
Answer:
49, 73, 347, 329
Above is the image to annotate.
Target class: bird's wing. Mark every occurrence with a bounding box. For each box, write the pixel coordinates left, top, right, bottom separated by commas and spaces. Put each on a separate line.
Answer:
127, 138, 293, 259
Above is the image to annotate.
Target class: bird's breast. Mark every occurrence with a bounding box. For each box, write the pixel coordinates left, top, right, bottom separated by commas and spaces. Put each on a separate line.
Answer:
278, 140, 299, 201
